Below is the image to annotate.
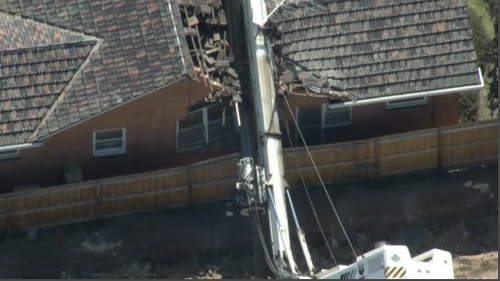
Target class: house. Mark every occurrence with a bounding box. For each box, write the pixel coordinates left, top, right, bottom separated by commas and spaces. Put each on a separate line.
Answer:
0, 0, 483, 191
0, 0, 240, 190
262, 0, 484, 146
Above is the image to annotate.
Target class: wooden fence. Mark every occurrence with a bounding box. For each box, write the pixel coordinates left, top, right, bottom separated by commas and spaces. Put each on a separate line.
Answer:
0, 119, 497, 231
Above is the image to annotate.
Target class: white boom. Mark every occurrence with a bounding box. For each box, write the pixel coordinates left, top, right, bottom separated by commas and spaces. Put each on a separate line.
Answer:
234, 0, 456, 279
242, 0, 298, 275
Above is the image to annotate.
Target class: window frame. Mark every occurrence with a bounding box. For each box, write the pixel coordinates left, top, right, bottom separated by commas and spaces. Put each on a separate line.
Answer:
295, 104, 352, 146
321, 104, 353, 129
92, 128, 126, 157
386, 96, 428, 110
176, 104, 236, 152
0, 149, 21, 160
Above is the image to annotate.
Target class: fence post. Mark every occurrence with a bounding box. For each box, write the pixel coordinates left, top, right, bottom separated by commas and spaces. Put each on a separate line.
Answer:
95, 184, 101, 220
353, 141, 358, 179
6, 194, 11, 233
437, 127, 442, 173
187, 165, 193, 206
374, 138, 380, 178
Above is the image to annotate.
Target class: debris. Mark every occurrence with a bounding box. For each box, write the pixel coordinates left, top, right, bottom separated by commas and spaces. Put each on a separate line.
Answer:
81, 231, 123, 256
27, 227, 38, 241
93, 261, 153, 279
178, 2, 242, 106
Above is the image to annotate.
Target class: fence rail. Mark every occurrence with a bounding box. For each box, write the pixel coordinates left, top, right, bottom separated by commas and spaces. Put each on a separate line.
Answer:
0, 119, 497, 231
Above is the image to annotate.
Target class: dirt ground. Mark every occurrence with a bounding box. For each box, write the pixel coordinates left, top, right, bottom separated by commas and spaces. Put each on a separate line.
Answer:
454, 252, 498, 279
85, 214, 499, 279
0, 163, 497, 279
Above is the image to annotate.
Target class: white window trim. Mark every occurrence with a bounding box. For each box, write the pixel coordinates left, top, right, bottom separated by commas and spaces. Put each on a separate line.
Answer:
321, 104, 352, 129
386, 96, 428, 110
93, 128, 126, 157
176, 106, 236, 152
0, 149, 21, 160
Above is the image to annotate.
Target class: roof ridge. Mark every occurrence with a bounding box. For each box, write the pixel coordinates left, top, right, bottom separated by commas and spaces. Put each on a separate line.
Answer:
0, 40, 97, 55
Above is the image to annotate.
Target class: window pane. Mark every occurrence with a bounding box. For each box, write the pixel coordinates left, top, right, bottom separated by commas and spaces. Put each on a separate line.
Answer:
95, 129, 123, 141
388, 97, 426, 105
95, 140, 123, 150
179, 111, 203, 129
0, 149, 19, 156
177, 124, 206, 150
324, 108, 351, 127
298, 106, 322, 128
207, 103, 232, 122
297, 127, 322, 146
387, 97, 427, 109
207, 117, 235, 141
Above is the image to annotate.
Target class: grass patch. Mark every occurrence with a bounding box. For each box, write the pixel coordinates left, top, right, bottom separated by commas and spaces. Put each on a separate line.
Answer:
467, 0, 495, 40
465, 0, 496, 119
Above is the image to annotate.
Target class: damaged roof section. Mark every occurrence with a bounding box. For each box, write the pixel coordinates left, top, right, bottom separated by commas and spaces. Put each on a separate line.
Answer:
266, 0, 480, 101
177, 0, 243, 106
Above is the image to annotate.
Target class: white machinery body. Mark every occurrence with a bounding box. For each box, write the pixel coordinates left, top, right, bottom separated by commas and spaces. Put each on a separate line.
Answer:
316, 245, 454, 279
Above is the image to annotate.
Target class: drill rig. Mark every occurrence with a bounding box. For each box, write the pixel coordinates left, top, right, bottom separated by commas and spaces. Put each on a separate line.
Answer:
233, 0, 456, 279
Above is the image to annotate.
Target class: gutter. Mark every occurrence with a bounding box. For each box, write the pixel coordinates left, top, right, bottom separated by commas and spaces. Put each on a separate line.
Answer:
327, 67, 485, 109
0, 142, 44, 152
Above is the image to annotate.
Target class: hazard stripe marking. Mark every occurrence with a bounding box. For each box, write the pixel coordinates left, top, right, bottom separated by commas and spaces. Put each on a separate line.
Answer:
340, 270, 356, 279
385, 267, 407, 279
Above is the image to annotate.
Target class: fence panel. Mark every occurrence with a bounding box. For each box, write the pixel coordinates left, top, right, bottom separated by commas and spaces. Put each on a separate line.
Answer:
98, 187, 189, 218
9, 202, 96, 230
191, 178, 235, 204
441, 139, 498, 167
0, 120, 496, 231
189, 155, 239, 185
8, 185, 96, 214
440, 119, 498, 147
378, 129, 439, 176
440, 120, 498, 167
99, 169, 188, 200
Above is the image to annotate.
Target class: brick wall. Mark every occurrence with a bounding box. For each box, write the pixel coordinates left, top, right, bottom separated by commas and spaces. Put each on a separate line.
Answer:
0, 84, 461, 191
281, 93, 460, 145
0, 79, 236, 191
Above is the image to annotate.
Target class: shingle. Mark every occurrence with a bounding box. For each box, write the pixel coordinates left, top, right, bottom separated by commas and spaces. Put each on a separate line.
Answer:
0, 0, 193, 146
268, 0, 479, 99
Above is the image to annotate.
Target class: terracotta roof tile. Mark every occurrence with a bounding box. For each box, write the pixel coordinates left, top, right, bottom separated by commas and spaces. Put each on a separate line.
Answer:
266, 0, 480, 99
0, 0, 193, 146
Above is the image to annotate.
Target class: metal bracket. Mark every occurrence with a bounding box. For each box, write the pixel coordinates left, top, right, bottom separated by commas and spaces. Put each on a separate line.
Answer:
235, 157, 268, 207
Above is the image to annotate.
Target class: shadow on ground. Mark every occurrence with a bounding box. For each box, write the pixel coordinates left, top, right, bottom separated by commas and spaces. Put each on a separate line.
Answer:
0, 163, 497, 278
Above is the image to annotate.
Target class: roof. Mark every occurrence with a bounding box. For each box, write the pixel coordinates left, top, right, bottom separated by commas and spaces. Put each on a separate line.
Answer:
266, 0, 480, 100
0, 0, 192, 147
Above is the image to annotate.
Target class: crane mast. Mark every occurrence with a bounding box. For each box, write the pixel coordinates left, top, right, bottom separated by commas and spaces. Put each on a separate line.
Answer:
233, 0, 456, 279
234, 0, 302, 278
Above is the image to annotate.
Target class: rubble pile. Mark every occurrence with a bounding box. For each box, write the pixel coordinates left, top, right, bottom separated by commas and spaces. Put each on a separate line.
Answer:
178, 0, 242, 105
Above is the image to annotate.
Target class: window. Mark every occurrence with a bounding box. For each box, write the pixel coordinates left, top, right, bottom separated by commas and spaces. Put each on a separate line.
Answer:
176, 104, 236, 152
386, 96, 428, 110
93, 128, 126, 157
0, 149, 20, 160
295, 105, 322, 146
322, 105, 352, 128
295, 104, 352, 146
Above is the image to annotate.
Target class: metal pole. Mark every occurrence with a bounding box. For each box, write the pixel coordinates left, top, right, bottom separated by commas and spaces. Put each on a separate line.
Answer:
241, 0, 298, 274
